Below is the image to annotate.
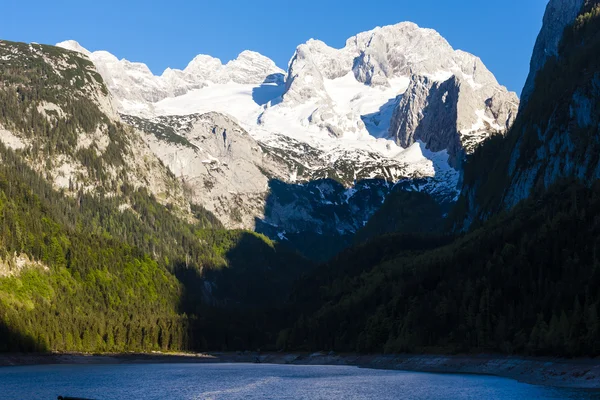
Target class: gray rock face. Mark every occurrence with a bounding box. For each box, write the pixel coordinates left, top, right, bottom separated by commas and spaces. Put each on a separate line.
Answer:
389, 74, 519, 165
390, 76, 461, 162
128, 109, 461, 231
124, 112, 291, 229
283, 42, 331, 103
352, 50, 391, 87
278, 22, 519, 156
504, 77, 600, 209
455, 2, 600, 231
520, 0, 585, 108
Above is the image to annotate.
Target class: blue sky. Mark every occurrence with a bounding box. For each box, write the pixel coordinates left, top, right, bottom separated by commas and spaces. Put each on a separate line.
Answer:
2, 0, 548, 94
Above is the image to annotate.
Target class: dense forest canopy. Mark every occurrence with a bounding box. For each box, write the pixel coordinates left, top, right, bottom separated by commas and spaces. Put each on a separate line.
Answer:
281, 181, 600, 356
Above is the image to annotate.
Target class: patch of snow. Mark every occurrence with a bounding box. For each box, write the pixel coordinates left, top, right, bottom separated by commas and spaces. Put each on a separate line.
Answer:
424, 70, 454, 82
0, 128, 26, 150
277, 231, 288, 241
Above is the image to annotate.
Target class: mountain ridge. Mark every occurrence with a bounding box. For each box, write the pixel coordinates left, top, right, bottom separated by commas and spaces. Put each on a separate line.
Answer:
57, 40, 285, 109
54, 22, 518, 250
57, 21, 518, 159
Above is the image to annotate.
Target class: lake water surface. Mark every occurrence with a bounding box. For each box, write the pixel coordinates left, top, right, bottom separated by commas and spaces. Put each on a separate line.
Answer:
1, 363, 599, 399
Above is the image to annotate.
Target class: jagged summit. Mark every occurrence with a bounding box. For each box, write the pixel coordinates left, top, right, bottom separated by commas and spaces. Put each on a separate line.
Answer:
178, 49, 284, 84
56, 40, 285, 108
283, 21, 500, 92
267, 21, 518, 161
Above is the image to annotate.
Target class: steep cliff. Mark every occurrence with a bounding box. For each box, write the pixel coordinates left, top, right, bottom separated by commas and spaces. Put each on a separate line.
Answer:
520, 0, 586, 108
389, 73, 518, 166
273, 22, 518, 162
455, 0, 600, 229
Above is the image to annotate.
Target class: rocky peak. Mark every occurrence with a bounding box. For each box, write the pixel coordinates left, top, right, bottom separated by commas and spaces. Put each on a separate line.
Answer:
57, 41, 283, 110
221, 50, 285, 84
348, 22, 455, 84
520, 0, 585, 108
283, 42, 331, 104
55, 40, 91, 56
389, 72, 518, 165
183, 54, 224, 80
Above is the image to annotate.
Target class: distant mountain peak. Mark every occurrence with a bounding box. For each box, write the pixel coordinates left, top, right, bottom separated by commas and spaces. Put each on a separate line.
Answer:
270, 21, 518, 161
56, 40, 283, 107
56, 40, 91, 56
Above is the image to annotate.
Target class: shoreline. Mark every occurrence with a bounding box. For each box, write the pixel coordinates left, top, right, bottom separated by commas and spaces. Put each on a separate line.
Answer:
0, 352, 598, 389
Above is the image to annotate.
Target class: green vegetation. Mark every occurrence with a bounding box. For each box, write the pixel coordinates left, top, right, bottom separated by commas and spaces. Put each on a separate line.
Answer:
195, 229, 306, 307
354, 190, 444, 244
0, 140, 309, 352
454, 0, 600, 228
120, 114, 199, 151
0, 142, 186, 352
282, 181, 600, 356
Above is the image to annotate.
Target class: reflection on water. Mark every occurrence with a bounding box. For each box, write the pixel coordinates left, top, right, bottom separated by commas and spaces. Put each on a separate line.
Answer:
0, 363, 599, 400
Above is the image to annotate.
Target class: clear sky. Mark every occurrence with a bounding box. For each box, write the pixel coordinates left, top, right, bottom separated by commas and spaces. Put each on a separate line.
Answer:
2, 0, 548, 94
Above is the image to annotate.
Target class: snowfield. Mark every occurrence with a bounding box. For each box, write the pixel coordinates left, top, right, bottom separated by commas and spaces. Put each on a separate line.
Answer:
55, 21, 519, 231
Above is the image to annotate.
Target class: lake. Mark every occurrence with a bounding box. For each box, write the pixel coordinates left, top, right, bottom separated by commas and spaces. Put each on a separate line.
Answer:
1, 363, 599, 399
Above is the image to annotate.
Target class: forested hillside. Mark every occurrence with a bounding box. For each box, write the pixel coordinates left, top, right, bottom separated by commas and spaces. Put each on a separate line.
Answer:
0, 40, 188, 212
0, 41, 310, 353
0, 138, 309, 352
353, 190, 444, 245
281, 181, 600, 356
455, 0, 600, 230
0, 141, 185, 352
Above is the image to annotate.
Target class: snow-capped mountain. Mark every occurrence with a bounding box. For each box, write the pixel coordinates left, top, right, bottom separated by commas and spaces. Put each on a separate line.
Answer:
57, 40, 285, 113
274, 22, 518, 162
57, 23, 517, 162
56, 22, 518, 244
